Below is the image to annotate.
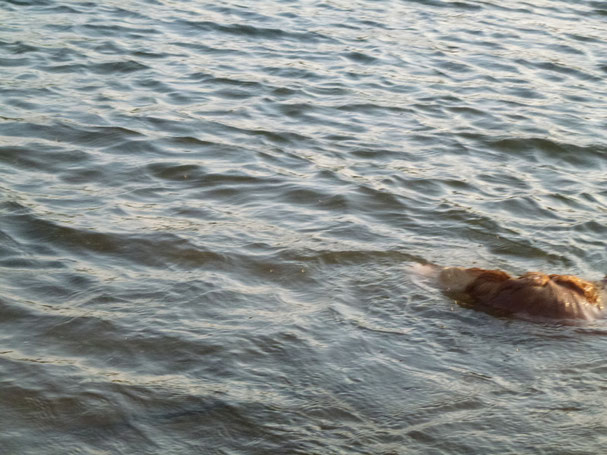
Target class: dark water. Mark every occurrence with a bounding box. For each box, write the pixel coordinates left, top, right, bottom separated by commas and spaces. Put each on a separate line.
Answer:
1, 0, 607, 453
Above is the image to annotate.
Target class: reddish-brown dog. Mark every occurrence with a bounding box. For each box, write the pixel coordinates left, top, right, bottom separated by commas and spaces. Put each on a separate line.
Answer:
418, 265, 606, 320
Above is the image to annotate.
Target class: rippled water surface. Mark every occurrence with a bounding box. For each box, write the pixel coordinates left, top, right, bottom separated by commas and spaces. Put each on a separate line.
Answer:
2, 0, 607, 453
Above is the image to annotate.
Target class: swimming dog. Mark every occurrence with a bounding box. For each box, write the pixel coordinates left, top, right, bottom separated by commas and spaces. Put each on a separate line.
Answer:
416, 264, 606, 320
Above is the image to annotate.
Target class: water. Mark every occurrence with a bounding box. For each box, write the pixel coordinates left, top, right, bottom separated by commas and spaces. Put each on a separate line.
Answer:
1, 0, 607, 453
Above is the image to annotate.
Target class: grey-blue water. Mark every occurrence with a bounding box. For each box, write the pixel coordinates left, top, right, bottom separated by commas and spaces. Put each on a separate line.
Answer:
1, 1, 607, 453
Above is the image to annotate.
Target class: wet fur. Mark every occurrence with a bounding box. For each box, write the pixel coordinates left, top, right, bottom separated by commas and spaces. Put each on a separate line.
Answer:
430, 265, 605, 320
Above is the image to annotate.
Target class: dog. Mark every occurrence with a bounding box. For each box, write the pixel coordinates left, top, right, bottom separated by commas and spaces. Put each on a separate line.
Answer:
415, 264, 606, 320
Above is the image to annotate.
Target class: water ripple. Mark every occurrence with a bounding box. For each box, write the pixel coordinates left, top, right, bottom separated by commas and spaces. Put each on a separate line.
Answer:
1, 0, 607, 453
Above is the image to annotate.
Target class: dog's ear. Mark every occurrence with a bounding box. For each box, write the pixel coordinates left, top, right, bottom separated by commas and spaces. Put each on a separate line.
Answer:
469, 269, 511, 284
463, 269, 512, 303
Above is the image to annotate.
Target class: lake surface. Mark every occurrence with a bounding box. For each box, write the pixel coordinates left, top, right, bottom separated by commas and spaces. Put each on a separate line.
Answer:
1, 0, 607, 453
